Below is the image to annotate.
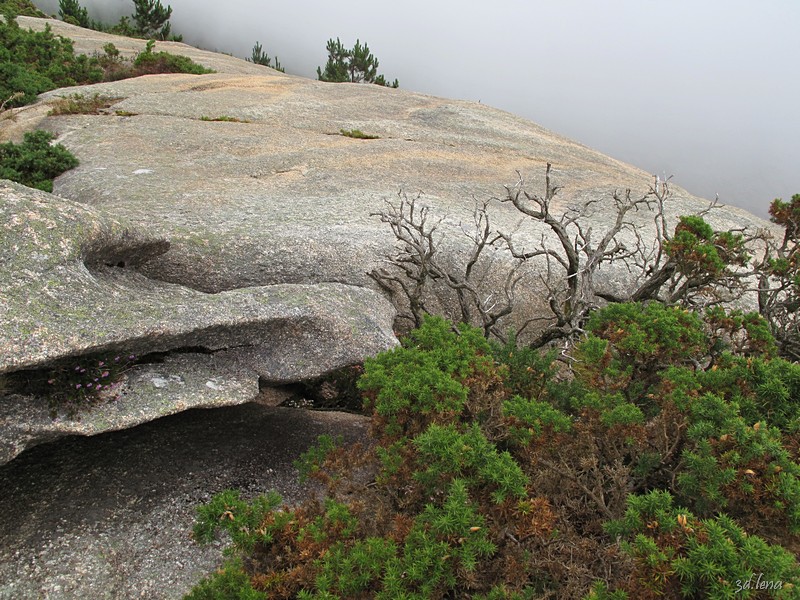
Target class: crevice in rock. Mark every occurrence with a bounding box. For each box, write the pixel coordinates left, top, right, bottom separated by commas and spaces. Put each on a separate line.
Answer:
81, 230, 171, 272
277, 364, 366, 413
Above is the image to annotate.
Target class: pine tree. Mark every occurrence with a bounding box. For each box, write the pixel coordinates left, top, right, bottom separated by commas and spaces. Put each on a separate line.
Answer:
247, 41, 283, 73
132, 0, 173, 40
58, 0, 89, 28
317, 38, 398, 87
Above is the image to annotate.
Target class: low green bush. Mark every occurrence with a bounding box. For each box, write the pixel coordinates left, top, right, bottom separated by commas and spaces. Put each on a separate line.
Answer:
0, 14, 102, 107
188, 308, 800, 599
604, 491, 800, 598
0, 130, 78, 191
0, 18, 212, 111
132, 39, 213, 75
0, 0, 44, 16
199, 115, 249, 123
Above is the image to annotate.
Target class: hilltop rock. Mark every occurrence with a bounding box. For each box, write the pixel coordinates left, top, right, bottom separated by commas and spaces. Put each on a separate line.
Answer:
0, 18, 775, 463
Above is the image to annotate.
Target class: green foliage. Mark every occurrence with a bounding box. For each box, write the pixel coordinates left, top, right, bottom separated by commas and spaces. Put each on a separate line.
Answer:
576, 302, 707, 409
705, 307, 777, 358
603, 491, 800, 598
0, 0, 44, 17
247, 40, 283, 72
190, 313, 800, 600
59, 0, 89, 27
358, 315, 494, 437
317, 37, 398, 87
677, 395, 800, 533
0, 16, 102, 107
666, 215, 749, 284
0, 13, 203, 111
132, 0, 173, 40
132, 39, 214, 74
493, 333, 559, 401
339, 128, 379, 139
770, 194, 800, 241
309, 537, 397, 597
0, 129, 78, 192
185, 559, 267, 600
504, 393, 573, 432
380, 479, 497, 597
584, 581, 629, 600
294, 434, 342, 482
193, 489, 283, 550
760, 193, 800, 360
413, 423, 528, 502
199, 115, 249, 123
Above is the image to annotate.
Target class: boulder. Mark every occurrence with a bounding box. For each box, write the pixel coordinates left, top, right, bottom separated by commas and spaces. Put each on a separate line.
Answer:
0, 180, 397, 463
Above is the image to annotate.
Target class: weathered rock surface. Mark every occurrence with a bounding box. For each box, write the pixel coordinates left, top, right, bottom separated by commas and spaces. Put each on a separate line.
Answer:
0, 17, 777, 464
0, 178, 397, 463
0, 404, 370, 600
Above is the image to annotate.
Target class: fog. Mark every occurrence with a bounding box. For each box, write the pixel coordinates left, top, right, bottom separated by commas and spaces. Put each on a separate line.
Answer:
33, 0, 800, 218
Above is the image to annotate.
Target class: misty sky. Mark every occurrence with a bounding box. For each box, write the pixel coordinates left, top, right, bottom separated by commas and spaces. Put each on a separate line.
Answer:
33, 0, 800, 218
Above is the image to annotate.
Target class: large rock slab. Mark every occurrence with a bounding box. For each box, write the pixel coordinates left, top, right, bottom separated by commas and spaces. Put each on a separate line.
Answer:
6, 18, 768, 301
0, 180, 397, 463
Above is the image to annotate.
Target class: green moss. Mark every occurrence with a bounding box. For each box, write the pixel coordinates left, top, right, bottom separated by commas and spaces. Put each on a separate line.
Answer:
199, 115, 249, 123
339, 128, 379, 139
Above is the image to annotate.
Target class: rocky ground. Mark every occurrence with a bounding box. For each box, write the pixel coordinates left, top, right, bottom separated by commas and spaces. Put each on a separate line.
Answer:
0, 403, 369, 599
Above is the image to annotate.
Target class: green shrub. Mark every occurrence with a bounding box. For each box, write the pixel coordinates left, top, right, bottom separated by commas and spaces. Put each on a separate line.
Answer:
602, 490, 800, 598
199, 115, 248, 123
665, 215, 749, 284
0, 129, 78, 191
0, 19, 209, 111
0, 1, 45, 17
59, 0, 89, 27
185, 559, 266, 600
576, 302, 707, 407
189, 313, 800, 599
132, 39, 214, 75
0, 15, 102, 107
